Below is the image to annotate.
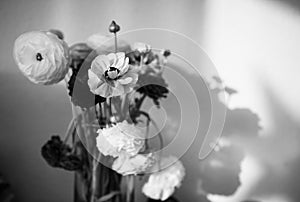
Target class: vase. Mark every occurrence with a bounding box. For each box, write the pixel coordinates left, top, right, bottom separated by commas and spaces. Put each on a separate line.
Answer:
71, 105, 125, 202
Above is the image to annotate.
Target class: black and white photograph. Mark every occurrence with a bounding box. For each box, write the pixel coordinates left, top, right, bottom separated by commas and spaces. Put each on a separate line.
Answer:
1, 1, 300, 202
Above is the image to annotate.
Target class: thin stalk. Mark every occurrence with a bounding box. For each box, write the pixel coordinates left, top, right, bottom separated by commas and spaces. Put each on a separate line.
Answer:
63, 117, 76, 144
90, 153, 101, 202
114, 33, 118, 53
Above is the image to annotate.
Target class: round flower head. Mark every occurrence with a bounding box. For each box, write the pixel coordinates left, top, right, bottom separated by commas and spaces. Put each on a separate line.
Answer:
88, 52, 138, 98
96, 120, 144, 157
13, 31, 69, 85
142, 156, 185, 201
112, 153, 156, 176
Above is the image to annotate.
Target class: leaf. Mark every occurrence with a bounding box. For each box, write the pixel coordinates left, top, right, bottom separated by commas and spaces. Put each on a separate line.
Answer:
97, 191, 121, 202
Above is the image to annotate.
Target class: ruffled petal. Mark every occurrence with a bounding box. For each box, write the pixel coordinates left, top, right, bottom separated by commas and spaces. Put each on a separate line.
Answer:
91, 55, 110, 76
119, 57, 129, 75
107, 53, 118, 67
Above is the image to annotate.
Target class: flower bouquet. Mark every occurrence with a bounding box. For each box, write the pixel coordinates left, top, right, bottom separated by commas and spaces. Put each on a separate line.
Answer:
13, 21, 185, 202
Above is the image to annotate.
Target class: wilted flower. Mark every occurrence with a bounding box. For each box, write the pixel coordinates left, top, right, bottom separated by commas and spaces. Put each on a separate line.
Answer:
88, 52, 138, 98
112, 153, 155, 176
41, 135, 82, 171
13, 31, 69, 85
96, 120, 144, 157
142, 156, 185, 201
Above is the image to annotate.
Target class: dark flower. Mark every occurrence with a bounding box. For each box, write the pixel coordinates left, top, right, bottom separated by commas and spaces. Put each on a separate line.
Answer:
41, 135, 82, 171
126, 51, 141, 65
162, 49, 171, 57
136, 69, 169, 107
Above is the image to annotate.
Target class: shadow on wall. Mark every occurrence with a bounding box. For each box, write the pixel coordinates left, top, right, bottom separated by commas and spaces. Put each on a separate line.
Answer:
240, 85, 300, 202
154, 61, 263, 202
203, 83, 300, 202
167, 62, 300, 202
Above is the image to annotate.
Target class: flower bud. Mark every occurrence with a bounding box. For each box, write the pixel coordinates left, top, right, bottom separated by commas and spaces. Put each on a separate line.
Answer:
162, 49, 171, 57
109, 20, 120, 33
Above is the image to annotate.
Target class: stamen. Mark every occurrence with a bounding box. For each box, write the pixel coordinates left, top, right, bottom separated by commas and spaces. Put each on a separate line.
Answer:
36, 53, 43, 61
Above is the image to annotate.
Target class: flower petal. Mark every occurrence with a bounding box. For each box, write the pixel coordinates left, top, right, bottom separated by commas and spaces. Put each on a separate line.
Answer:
107, 53, 118, 67
118, 77, 133, 85
88, 69, 103, 92
91, 55, 110, 76
95, 82, 111, 97
118, 57, 129, 75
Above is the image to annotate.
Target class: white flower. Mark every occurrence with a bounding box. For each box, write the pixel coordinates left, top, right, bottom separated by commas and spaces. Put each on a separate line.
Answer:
86, 34, 131, 53
112, 153, 156, 176
88, 52, 138, 98
142, 156, 185, 201
96, 120, 144, 157
132, 42, 151, 53
13, 31, 69, 85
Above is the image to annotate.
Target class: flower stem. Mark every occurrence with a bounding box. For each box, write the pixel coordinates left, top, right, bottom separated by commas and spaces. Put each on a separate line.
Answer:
90, 154, 101, 202
63, 117, 76, 144
109, 98, 113, 118
114, 33, 118, 53
126, 175, 135, 202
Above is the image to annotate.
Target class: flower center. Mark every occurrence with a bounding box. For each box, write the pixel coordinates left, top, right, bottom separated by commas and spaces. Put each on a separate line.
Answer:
36, 53, 43, 61
104, 67, 120, 80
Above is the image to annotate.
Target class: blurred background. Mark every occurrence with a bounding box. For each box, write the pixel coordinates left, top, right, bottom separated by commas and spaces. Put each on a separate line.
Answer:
1, 0, 300, 202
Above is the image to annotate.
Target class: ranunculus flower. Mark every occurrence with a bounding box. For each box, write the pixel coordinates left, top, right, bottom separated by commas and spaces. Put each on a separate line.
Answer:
142, 156, 185, 201
88, 52, 138, 98
96, 120, 144, 157
112, 153, 155, 176
13, 31, 69, 85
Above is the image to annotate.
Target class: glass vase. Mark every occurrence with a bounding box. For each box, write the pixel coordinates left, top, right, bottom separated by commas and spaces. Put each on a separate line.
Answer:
71, 105, 124, 202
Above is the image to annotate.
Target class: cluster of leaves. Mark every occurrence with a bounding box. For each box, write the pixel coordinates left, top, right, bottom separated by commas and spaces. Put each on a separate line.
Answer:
67, 43, 106, 108
41, 135, 82, 171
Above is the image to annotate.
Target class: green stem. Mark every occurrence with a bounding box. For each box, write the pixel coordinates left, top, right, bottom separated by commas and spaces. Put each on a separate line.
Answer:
126, 176, 135, 202
63, 117, 76, 144
114, 33, 118, 53
90, 154, 101, 202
